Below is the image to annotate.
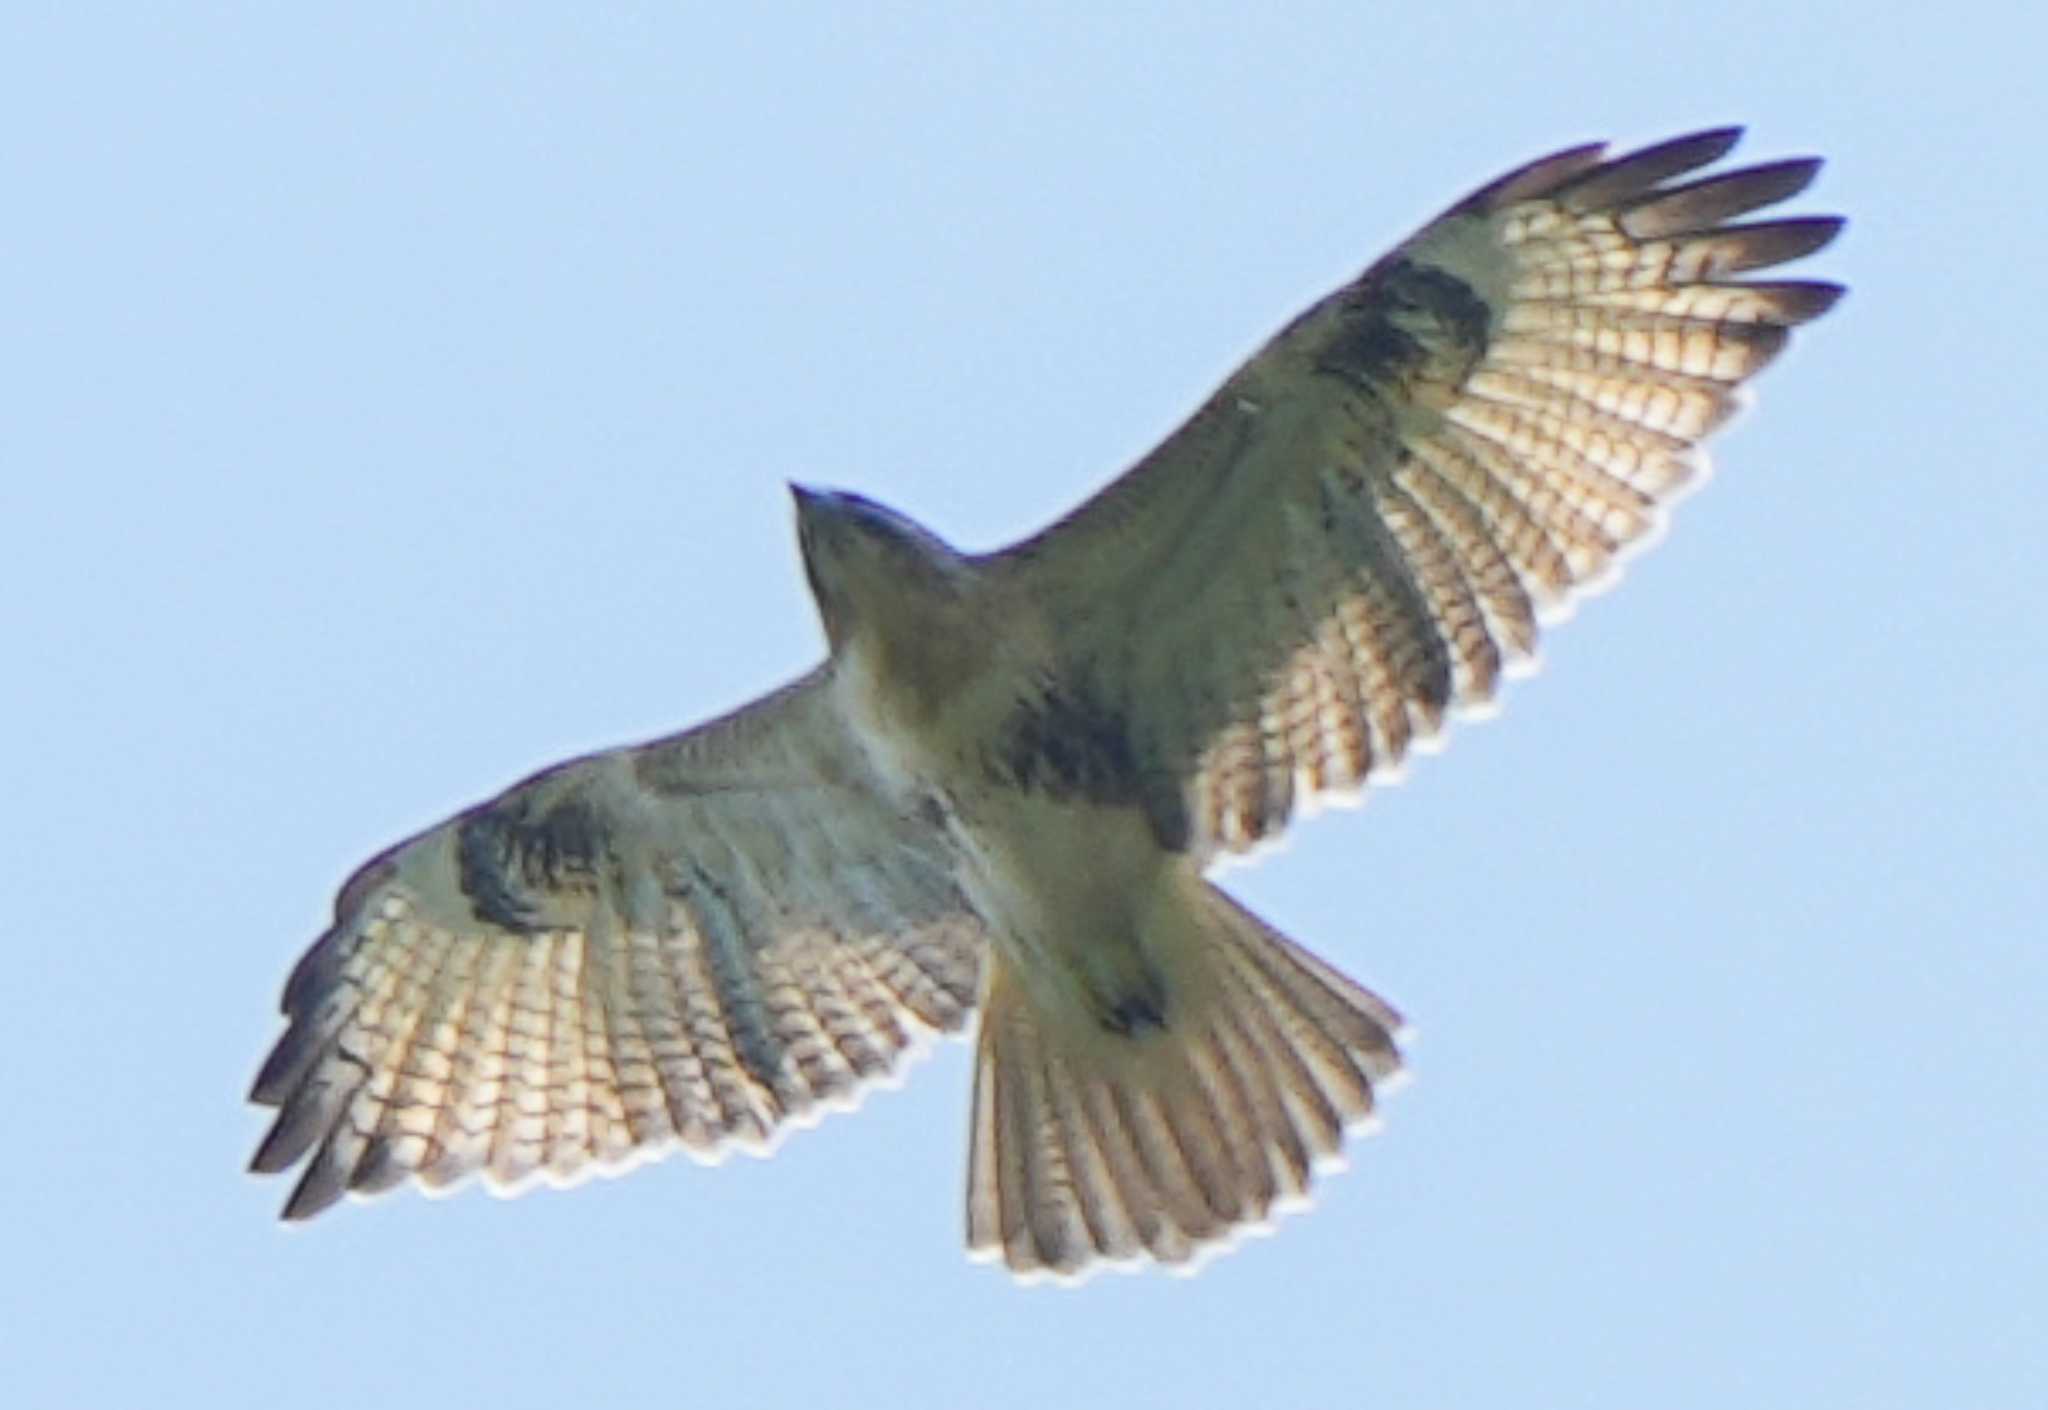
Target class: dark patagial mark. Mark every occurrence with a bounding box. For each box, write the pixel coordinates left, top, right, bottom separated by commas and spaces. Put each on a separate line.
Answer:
990, 681, 1191, 852
995, 684, 1141, 805
455, 795, 606, 932
1318, 257, 1494, 394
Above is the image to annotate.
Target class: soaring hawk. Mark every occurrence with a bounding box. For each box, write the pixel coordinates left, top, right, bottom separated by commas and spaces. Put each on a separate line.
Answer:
250, 128, 1843, 1280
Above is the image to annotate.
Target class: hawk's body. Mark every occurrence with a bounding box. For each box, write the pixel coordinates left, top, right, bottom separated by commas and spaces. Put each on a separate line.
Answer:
251, 129, 1843, 1279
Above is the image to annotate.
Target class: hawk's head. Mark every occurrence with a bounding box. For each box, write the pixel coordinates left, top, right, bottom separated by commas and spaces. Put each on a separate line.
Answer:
791, 484, 971, 655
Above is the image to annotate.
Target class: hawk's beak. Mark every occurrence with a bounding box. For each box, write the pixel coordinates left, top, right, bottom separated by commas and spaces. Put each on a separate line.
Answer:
792, 482, 850, 517
792, 483, 860, 528
790, 483, 821, 536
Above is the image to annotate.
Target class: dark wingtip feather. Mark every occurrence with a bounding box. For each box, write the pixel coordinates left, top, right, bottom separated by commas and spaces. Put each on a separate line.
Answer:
1621, 157, 1824, 237
1459, 139, 1609, 212
248, 1026, 312, 1106
249, 1103, 322, 1175
279, 927, 346, 1015
280, 1143, 350, 1220
1555, 127, 1746, 212
1706, 280, 1848, 325
251, 1049, 365, 1176
1785, 280, 1848, 320
1714, 216, 1846, 272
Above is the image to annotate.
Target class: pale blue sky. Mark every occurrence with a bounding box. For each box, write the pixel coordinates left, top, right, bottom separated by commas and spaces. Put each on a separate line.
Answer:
6, 4, 2041, 1407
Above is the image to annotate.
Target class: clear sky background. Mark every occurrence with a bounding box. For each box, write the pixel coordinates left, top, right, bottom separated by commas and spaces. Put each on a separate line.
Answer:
6, 5, 2041, 1407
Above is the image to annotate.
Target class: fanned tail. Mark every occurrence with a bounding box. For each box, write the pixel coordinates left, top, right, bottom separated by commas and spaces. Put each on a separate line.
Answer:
966, 880, 1405, 1280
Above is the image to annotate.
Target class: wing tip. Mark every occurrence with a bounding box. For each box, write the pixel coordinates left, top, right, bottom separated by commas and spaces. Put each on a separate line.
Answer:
1550, 127, 1749, 213
277, 1158, 347, 1221
1459, 139, 1610, 213
1792, 280, 1849, 320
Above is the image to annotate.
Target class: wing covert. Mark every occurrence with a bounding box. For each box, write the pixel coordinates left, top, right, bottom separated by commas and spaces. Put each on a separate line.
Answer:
249, 670, 985, 1218
991, 128, 1843, 861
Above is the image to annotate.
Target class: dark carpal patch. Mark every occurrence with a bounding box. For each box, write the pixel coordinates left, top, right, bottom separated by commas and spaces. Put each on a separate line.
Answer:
990, 682, 1190, 852
1318, 257, 1494, 393
456, 796, 606, 932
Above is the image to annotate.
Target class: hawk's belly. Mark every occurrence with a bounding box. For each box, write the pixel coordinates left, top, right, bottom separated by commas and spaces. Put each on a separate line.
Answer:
831, 639, 1188, 1032
944, 789, 1185, 1035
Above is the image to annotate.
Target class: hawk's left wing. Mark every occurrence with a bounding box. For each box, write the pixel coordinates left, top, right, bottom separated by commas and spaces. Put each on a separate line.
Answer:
991, 128, 1842, 862
250, 669, 985, 1218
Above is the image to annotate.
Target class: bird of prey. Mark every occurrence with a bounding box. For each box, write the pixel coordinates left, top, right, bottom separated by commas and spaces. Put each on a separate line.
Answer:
250, 127, 1842, 1280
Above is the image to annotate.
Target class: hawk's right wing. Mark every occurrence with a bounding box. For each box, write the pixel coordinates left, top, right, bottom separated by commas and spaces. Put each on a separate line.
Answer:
249, 669, 986, 1219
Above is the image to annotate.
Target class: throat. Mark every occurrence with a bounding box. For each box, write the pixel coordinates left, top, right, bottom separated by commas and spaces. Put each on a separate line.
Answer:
829, 607, 1000, 784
